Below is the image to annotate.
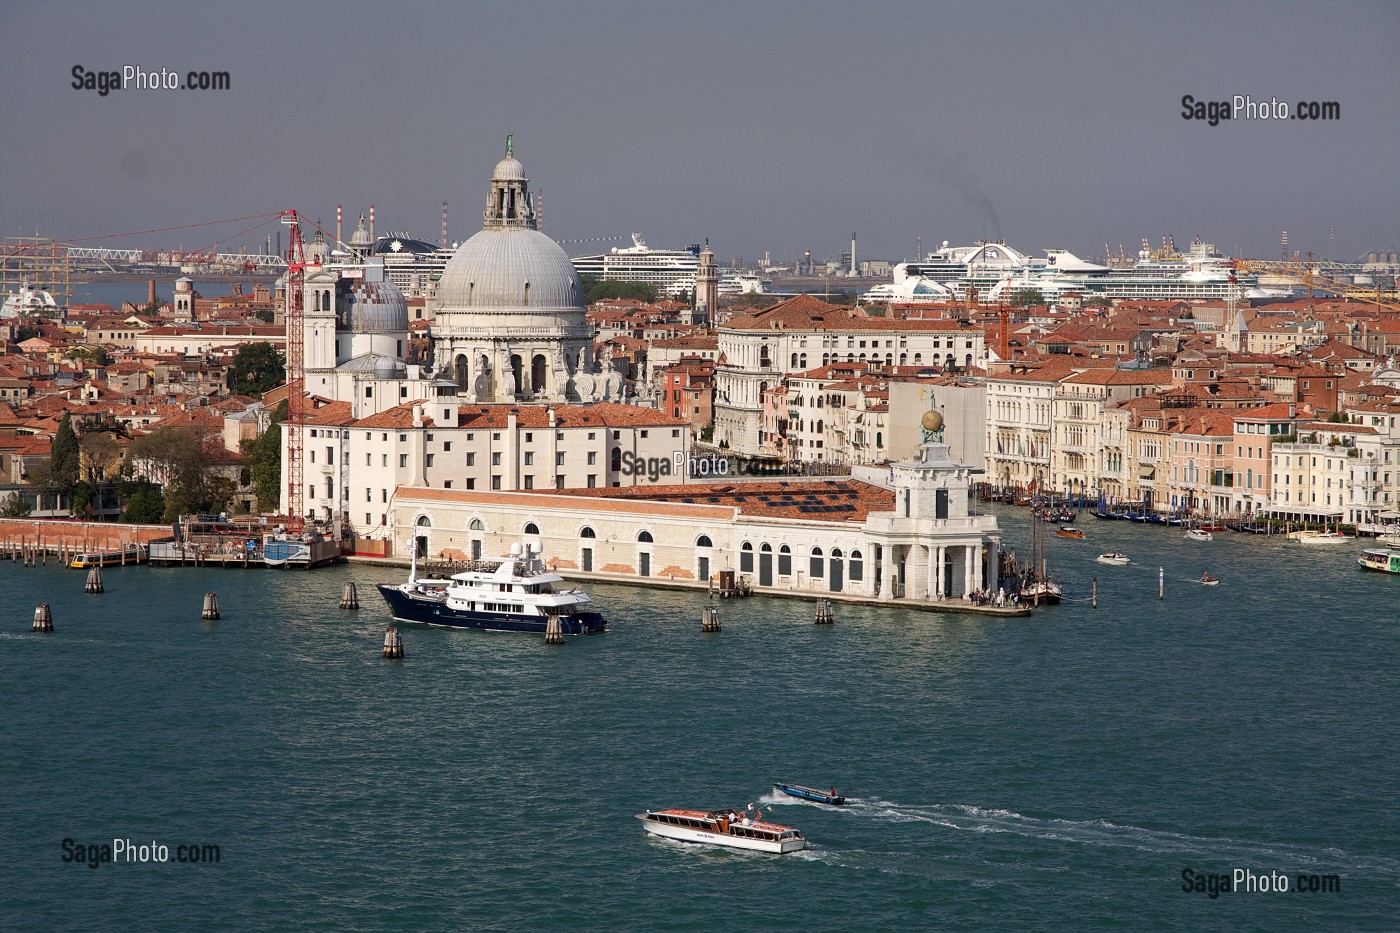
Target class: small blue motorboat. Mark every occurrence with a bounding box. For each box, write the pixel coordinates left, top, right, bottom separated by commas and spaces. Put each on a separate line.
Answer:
773, 782, 847, 806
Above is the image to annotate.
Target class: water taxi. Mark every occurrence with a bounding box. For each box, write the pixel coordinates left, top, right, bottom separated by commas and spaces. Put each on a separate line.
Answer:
1056, 526, 1086, 539
1185, 529, 1213, 542
1096, 551, 1129, 566
773, 782, 846, 806
69, 544, 148, 568
636, 808, 805, 854
1358, 549, 1400, 574
1289, 530, 1353, 545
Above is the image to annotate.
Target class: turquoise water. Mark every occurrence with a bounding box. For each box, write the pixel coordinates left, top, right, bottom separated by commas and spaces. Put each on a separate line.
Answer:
3, 511, 1398, 931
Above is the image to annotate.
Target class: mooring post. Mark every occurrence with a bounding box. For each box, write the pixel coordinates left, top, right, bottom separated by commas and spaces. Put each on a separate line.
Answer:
1092, 577, 1098, 610
85, 566, 104, 594
339, 581, 360, 610
701, 605, 721, 632
202, 592, 220, 620
33, 604, 53, 632
383, 627, 404, 658
1158, 567, 1164, 601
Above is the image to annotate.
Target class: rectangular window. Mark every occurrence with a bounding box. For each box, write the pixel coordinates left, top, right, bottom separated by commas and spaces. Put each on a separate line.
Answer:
366, 453, 371, 465
588, 432, 596, 440
443, 480, 452, 489
382, 454, 388, 466
491, 475, 501, 490
444, 442, 451, 452
640, 430, 649, 438
467, 453, 475, 467
672, 429, 681, 438
555, 452, 565, 466
587, 474, 597, 488
366, 513, 371, 525
382, 490, 387, 502
525, 432, 534, 442
588, 451, 597, 465
524, 452, 534, 466
524, 475, 534, 489
466, 478, 475, 490
556, 475, 565, 489
426, 454, 435, 467
399, 454, 408, 468
492, 452, 501, 466
366, 488, 372, 502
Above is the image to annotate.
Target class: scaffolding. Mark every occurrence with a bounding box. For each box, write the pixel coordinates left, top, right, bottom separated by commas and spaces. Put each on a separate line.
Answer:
1, 234, 72, 307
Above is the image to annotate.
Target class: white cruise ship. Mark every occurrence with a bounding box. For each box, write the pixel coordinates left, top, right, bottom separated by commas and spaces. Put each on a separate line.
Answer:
571, 234, 700, 296
2, 279, 60, 318
876, 239, 1268, 303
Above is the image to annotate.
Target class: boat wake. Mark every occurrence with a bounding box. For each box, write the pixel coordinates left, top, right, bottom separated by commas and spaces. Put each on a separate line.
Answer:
847, 800, 1400, 875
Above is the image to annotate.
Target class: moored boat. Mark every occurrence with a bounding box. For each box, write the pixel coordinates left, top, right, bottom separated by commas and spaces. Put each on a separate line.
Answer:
636, 808, 805, 854
773, 782, 846, 806
1096, 551, 1129, 566
376, 541, 606, 634
1357, 549, 1400, 574
1290, 530, 1353, 545
69, 544, 148, 568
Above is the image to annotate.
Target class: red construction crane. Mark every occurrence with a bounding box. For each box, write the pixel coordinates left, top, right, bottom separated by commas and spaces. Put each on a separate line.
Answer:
280, 210, 308, 532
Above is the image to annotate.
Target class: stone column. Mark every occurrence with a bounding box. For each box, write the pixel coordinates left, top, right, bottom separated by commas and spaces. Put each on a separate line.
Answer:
987, 538, 1000, 594
963, 544, 974, 596
933, 546, 944, 599
923, 544, 934, 599
877, 545, 891, 599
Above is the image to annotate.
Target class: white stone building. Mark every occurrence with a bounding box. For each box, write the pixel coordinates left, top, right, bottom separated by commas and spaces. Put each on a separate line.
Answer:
714, 295, 984, 456
391, 435, 1003, 604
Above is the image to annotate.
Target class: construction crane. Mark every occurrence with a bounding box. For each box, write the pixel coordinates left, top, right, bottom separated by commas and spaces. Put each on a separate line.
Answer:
280, 210, 308, 533
1233, 257, 1400, 313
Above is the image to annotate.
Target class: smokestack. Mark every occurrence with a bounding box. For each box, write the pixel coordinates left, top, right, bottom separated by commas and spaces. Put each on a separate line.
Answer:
441, 201, 449, 249
336, 204, 342, 245
147, 279, 156, 306
369, 204, 375, 244
850, 232, 857, 277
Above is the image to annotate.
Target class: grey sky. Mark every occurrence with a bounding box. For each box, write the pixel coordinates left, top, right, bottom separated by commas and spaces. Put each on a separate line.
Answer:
2, 0, 1397, 265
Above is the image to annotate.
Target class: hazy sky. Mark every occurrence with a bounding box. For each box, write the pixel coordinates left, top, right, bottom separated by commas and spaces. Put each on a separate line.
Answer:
2, 0, 1397, 266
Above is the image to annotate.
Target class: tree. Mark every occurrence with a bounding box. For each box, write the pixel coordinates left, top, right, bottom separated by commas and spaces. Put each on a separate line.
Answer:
79, 431, 121, 485
241, 400, 285, 511
229, 342, 286, 397
120, 481, 165, 523
580, 275, 658, 305
1009, 288, 1044, 309
0, 491, 31, 517
50, 412, 80, 492
127, 426, 232, 521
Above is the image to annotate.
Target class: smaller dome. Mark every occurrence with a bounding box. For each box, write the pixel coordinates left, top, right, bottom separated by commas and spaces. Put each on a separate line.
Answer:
492, 156, 525, 181
340, 279, 408, 334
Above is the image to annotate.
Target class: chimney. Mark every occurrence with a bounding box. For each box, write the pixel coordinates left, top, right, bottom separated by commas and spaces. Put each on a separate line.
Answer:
147, 279, 156, 306
336, 204, 342, 245
548, 407, 557, 428
412, 403, 423, 428
369, 204, 375, 243
850, 232, 857, 277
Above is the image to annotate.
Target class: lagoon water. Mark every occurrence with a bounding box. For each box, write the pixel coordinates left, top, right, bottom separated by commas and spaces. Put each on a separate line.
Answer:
3, 510, 1398, 931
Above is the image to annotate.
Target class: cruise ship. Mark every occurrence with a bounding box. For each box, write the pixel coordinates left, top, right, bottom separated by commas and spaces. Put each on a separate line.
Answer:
371, 233, 455, 296
866, 239, 1270, 304
2, 279, 60, 318
717, 271, 773, 295
571, 234, 700, 296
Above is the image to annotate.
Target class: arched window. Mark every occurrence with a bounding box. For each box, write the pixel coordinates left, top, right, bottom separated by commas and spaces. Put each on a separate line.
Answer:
816, 420, 824, 434
914, 353, 922, 365
809, 546, 824, 578
696, 535, 712, 548
778, 544, 792, 576
740, 541, 754, 573
638, 530, 653, 543
791, 352, 799, 368
524, 522, 540, 535
580, 526, 596, 538
760, 543, 772, 553
417, 515, 432, 527
876, 432, 883, 449
799, 353, 808, 369
849, 549, 863, 581
469, 518, 483, 530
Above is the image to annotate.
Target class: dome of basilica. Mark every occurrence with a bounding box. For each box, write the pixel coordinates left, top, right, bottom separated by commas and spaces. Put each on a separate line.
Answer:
435, 227, 583, 312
